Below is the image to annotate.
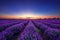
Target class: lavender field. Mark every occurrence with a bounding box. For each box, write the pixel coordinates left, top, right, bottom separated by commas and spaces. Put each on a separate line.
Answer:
0, 19, 60, 40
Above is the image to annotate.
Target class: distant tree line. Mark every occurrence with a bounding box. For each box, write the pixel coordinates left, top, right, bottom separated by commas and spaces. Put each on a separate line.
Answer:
38, 18, 60, 20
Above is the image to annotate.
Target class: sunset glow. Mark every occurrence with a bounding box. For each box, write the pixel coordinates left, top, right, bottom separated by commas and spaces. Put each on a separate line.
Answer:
0, 14, 60, 19
19, 13, 40, 19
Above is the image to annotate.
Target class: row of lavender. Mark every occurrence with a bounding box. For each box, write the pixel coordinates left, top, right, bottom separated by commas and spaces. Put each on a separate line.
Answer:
0, 19, 29, 40
0, 19, 28, 32
32, 19, 60, 40
18, 21, 42, 40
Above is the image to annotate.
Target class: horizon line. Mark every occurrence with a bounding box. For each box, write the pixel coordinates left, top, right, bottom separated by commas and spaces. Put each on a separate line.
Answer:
0, 15, 60, 19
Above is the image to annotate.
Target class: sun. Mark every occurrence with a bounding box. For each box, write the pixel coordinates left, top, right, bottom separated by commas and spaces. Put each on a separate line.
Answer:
19, 13, 40, 19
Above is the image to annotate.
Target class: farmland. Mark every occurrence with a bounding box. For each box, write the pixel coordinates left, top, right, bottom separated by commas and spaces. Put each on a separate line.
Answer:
0, 19, 60, 40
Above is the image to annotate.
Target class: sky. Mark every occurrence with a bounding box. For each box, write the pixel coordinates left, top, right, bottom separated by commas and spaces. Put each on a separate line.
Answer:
0, 0, 60, 18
